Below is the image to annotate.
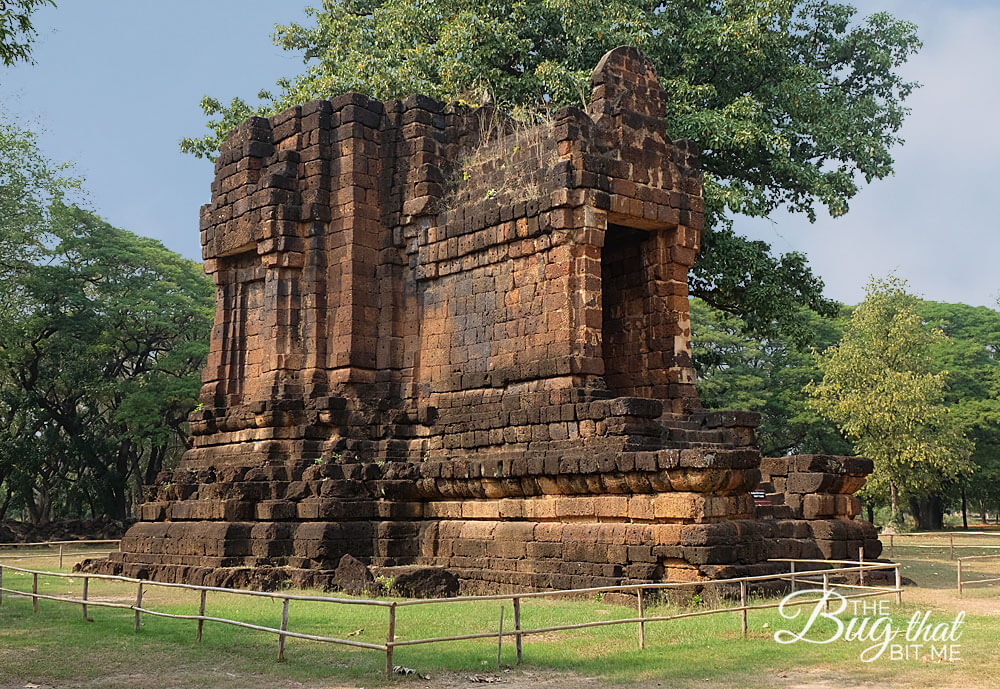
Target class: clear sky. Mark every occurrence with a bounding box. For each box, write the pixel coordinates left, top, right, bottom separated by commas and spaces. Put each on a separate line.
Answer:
2, 1, 997, 307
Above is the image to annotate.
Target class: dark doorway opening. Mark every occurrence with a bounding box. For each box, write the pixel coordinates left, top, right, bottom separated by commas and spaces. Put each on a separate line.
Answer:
601, 224, 649, 397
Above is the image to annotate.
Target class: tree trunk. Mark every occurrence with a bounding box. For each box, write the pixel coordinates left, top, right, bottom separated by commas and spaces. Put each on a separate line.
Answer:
909, 497, 922, 530
981, 499, 988, 525
0, 487, 12, 521
911, 495, 945, 531
866, 503, 874, 523
144, 444, 165, 486
961, 486, 968, 529
890, 483, 900, 523
110, 439, 133, 521
28, 483, 51, 527
929, 495, 944, 530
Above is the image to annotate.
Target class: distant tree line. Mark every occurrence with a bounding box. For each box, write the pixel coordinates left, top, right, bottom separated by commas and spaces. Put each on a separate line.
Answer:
694, 281, 1000, 530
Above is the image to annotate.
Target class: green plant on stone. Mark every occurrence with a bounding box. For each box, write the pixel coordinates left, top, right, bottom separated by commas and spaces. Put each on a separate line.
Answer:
374, 575, 394, 595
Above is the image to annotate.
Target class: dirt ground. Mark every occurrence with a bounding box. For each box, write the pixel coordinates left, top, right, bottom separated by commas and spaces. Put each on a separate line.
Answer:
0, 667, 993, 689
902, 586, 999, 617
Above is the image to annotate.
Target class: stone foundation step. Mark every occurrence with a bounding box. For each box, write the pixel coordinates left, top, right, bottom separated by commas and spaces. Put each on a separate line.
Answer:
666, 428, 729, 444
756, 505, 795, 520
659, 419, 705, 430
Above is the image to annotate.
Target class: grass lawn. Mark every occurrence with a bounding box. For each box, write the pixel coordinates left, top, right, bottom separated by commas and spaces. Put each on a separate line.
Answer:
0, 543, 997, 688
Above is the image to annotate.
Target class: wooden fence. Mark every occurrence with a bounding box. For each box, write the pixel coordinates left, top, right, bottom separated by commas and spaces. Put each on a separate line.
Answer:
882, 531, 1000, 560
956, 554, 1000, 596
0, 558, 903, 678
0, 540, 121, 568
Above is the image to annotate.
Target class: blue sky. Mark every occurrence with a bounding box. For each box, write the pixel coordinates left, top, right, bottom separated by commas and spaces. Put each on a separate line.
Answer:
2, 1, 997, 307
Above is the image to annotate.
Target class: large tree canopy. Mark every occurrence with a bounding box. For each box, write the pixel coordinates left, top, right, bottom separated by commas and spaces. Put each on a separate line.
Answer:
0, 123, 213, 524
181, 0, 920, 336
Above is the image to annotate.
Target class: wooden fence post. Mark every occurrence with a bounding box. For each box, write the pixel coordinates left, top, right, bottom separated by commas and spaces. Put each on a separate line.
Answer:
890, 534, 894, 559
82, 577, 89, 621
197, 590, 207, 642
512, 597, 523, 663
895, 565, 903, 604
637, 588, 646, 649
134, 582, 143, 632
859, 546, 865, 587
949, 534, 955, 561
957, 559, 963, 597
278, 597, 289, 661
790, 561, 797, 592
385, 602, 397, 679
497, 605, 505, 668
740, 579, 748, 635
0, 565, 4, 607
59, 544, 64, 569
822, 573, 829, 611
32, 572, 38, 613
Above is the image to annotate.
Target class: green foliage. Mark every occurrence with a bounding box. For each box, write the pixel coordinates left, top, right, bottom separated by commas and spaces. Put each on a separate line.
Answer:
0, 123, 213, 523
918, 301, 1000, 520
180, 0, 921, 337
806, 276, 974, 516
0, 121, 78, 264
374, 574, 394, 595
690, 296, 848, 456
690, 227, 838, 342
0, 0, 54, 66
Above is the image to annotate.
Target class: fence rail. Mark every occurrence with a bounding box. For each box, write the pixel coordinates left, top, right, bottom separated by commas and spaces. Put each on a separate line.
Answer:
0, 557, 902, 678
881, 531, 1000, 560
0, 539, 121, 568
0, 539, 123, 548
956, 554, 1000, 596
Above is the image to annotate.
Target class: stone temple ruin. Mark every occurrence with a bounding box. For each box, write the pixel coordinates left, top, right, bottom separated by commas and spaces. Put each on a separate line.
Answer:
87, 48, 880, 592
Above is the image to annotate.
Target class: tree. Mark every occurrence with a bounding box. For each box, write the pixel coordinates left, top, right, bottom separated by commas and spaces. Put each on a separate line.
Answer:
0, 120, 78, 519
0, 123, 213, 523
807, 276, 973, 523
690, 296, 849, 456
919, 301, 1000, 527
0, 0, 54, 66
0, 120, 78, 264
180, 0, 921, 338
